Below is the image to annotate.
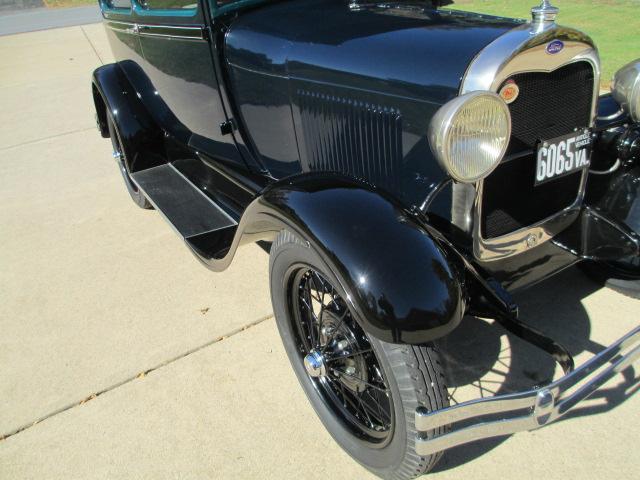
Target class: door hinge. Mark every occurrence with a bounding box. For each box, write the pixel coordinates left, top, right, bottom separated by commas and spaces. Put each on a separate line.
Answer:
220, 120, 234, 136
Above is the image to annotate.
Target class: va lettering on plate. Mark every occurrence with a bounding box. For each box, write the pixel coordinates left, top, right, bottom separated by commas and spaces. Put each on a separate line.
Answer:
536, 132, 591, 183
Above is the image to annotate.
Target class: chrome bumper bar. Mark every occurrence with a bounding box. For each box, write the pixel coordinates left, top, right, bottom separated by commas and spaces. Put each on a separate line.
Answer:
415, 325, 640, 456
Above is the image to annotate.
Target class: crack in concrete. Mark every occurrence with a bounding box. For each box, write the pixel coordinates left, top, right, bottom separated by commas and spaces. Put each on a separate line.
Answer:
0, 314, 274, 442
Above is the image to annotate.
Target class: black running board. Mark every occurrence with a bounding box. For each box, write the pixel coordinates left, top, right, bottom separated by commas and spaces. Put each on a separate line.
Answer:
131, 164, 238, 260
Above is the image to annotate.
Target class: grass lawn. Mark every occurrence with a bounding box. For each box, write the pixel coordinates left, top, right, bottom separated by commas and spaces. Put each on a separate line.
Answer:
448, 0, 640, 88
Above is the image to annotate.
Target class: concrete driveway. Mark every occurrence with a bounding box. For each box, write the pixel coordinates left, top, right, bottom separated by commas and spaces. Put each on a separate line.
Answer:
0, 23, 638, 480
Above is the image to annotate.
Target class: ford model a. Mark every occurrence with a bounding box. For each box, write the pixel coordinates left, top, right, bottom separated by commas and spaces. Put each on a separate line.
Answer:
92, 0, 640, 477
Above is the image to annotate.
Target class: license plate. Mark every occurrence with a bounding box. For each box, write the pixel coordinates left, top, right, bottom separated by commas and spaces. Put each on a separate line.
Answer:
535, 130, 592, 185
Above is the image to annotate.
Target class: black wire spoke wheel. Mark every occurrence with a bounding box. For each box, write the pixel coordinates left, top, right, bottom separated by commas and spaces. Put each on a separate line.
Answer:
289, 267, 394, 445
107, 116, 152, 209
269, 230, 449, 479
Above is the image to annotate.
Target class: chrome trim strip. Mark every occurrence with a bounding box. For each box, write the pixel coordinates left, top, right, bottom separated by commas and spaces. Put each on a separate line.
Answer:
415, 325, 640, 456
105, 20, 206, 41
457, 23, 601, 261
105, 20, 138, 35
138, 24, 207, 40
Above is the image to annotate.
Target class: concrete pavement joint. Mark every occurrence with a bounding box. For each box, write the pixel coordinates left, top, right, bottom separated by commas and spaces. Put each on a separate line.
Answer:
0, 313, 274, 442
80, 25, 104, 65
0, 126, 96, 152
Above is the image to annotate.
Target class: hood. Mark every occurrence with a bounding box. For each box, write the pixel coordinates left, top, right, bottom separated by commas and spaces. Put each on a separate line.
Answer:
225, 0, 521, 104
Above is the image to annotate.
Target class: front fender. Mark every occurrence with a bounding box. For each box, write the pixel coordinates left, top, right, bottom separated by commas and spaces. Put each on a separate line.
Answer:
199, 175, 466, 344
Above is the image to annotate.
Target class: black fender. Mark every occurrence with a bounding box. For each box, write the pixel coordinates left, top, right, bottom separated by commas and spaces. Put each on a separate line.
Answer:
196, 174, 466, 344
584, 164, 640, 279
586, 94, 640, 278
91, 63, 164, 173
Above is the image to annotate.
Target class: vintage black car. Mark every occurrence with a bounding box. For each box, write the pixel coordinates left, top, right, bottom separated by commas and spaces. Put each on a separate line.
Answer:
92, 0, 640, 477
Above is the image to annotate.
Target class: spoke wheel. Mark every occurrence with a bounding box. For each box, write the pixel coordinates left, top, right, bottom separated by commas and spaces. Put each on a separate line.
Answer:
289, 267, 394, 446
270, 230, 450, 479
107, 116, 152, 209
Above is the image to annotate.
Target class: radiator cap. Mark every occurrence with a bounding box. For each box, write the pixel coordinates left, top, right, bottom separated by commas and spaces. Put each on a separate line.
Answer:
531, 1, 559, 32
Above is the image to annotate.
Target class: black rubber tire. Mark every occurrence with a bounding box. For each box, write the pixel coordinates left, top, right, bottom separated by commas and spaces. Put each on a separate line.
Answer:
580, 262, 640, 299
269, 230, 449, 480
107, 115, 153, 210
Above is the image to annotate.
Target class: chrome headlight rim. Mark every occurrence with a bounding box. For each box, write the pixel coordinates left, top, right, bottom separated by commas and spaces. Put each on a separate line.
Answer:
612, 59, 640, 123
428, 91, 512, 184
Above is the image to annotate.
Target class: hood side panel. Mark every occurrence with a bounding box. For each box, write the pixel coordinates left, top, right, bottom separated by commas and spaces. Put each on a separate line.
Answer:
226, 1, 518, 101
224, 0, 519, 205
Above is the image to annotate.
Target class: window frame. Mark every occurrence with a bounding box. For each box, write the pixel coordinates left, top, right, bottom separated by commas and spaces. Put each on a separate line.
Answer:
100, 0, 202, 23
134, 0, 200, 18
100, 0, 132, 14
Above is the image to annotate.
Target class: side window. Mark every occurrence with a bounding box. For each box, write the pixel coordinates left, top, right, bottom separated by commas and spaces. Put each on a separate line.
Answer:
139, 0, 197, 9
108, 0, 132, 8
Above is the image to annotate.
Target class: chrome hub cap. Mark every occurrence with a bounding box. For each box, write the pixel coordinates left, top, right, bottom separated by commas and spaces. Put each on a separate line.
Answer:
289, 267, 394, 445
304, 350, 327, 378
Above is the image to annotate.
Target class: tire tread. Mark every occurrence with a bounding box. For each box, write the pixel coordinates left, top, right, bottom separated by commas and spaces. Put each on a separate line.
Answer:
380, 342, 449, 479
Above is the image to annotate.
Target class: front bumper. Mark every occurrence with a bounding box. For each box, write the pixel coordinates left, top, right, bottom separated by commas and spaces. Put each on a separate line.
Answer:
415, 325, 640, 455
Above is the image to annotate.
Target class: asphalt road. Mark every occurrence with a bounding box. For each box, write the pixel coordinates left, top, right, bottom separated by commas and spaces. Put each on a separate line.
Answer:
0, 23, 638, 480
0, 5, 100, 36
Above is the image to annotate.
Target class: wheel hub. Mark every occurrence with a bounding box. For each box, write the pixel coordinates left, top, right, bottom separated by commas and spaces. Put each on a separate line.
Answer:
320, 311, 368, 392
304, 350, 327, 378
291, 268, 394, 444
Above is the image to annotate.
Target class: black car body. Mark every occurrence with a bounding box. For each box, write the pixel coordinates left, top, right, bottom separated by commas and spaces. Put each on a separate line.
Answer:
92, 0, 640, 477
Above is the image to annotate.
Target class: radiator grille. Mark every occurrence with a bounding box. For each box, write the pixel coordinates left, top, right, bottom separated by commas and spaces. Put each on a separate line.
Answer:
481, 62, 594, 239
297, 90, 403, 191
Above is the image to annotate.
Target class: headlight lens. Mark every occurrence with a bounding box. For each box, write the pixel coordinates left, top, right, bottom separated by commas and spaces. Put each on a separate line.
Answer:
612, 59, 640, 122
428, 91, 511, 183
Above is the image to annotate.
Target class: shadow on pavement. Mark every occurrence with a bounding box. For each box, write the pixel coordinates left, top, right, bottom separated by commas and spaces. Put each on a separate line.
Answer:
432, 266, 640, 473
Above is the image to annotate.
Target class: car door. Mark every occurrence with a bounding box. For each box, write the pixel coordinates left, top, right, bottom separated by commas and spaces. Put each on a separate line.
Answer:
101, 0, 146, 82
131, 0, 247, 168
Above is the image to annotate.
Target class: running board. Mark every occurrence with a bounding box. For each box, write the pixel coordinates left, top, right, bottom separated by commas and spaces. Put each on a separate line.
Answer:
131, 164, 238, 260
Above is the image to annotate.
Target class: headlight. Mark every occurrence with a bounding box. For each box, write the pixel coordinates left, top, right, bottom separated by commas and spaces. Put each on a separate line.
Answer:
612, 59, 640, 122
428, 91, 511, 183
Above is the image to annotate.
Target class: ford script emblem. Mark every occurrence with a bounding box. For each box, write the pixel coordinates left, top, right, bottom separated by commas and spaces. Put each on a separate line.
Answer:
546, 40, 564, 54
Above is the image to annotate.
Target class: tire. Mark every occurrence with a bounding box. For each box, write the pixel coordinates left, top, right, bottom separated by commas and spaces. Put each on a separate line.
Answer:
107, 115, 153, 209
269, 230, 449, 480
580, 261, 640, 299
